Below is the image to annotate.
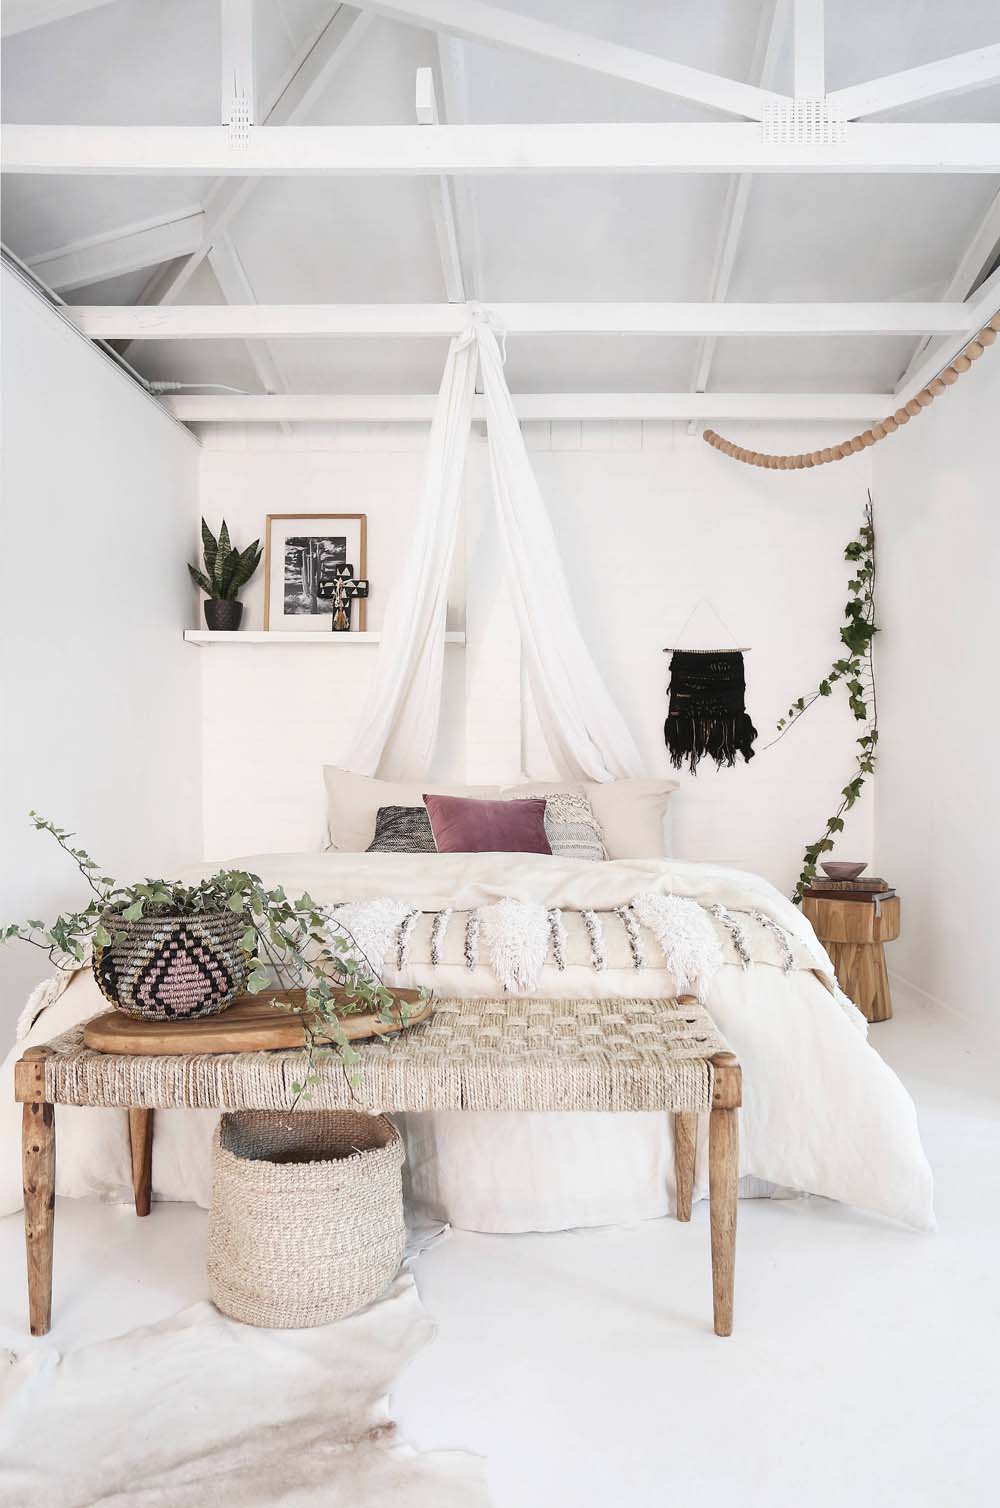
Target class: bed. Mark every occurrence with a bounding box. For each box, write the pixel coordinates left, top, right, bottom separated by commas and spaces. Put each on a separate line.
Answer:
0, 848, 933, 1231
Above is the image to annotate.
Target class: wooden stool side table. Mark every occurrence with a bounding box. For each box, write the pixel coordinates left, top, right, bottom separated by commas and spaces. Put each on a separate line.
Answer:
802, 894, 900, 1024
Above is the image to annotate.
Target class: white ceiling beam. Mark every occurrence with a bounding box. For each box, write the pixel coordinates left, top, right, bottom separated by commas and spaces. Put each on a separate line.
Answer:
163, 392, 891, 423
134, 6, 373, 310
221, 0, 256, 125
415, 67, 465, 302
968, 267, 1000, 330
355, 0, 788, 120
895, 272, 1000, 408
690, 0, 787, 419
894, 185, 1000, 393
25, 206, 206, 292
434, 35, 483, 301
68, 302, 977, 340
792, 0, 824, 98
206, 233, 293, 435
7, 123, 998, 175
1, 0, 118, 35
829, 43, 1000, 120
937, 186, 1000, 302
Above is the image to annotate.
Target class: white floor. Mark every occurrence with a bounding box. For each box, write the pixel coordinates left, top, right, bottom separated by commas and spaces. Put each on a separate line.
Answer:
1, 1003, 997, 1508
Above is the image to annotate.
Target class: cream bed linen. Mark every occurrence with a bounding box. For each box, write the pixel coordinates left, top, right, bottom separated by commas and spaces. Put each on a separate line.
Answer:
0, 853, 934, 1230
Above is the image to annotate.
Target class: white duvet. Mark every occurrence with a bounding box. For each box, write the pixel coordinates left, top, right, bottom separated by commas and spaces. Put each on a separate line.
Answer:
0, 853, 934, 1231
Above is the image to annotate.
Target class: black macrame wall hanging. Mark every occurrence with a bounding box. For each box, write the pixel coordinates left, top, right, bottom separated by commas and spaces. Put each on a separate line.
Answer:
663, 644, 758, 774
663, 602, 758, 773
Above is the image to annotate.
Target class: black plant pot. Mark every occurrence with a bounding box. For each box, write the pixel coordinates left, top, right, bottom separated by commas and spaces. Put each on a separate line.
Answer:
205, 600, 244, 631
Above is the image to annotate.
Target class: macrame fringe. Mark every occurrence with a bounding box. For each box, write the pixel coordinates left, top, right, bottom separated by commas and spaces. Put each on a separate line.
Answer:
664, 712, 758, 774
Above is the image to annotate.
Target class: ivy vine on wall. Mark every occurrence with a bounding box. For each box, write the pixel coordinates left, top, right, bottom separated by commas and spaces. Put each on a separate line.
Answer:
769, 495, 879, 904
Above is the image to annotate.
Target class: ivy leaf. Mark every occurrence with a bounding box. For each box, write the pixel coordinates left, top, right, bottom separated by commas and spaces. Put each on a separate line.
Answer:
819, 680, 831, 696
122, 901, 144, 922
93, 923, 113, 948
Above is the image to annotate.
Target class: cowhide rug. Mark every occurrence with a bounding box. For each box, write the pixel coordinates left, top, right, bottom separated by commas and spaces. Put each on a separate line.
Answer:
0, 1273, 492, 1507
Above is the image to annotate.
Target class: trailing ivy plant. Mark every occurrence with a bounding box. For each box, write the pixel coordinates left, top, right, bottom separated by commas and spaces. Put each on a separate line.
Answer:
2, 814, 415, 1097
188, 517, 262, 602
770, 496, 878, 904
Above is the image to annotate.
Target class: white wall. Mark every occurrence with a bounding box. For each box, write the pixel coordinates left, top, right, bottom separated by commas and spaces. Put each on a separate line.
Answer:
0, 268, 202, 1035
197, 419, 875, 893
873, 355, 1000, 1034
196, 429, 468, 858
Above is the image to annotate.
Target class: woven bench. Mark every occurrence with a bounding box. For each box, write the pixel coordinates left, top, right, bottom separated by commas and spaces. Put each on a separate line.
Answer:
15, 995, 741, 1337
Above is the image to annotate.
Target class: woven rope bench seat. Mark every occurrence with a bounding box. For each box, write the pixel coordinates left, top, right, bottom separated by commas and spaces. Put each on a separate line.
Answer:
33, 996, 729, 1114
16, 994, 741, 1338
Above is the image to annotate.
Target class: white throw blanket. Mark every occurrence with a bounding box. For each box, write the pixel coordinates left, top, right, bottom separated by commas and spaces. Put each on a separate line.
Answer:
0, 1273, 492, 1508
0, 853, 934, 1231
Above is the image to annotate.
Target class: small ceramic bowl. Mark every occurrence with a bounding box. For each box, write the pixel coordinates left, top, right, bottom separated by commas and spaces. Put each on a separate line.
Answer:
820, 861, 868, 881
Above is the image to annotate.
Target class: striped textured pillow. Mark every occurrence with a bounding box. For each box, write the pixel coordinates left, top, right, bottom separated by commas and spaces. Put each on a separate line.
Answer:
512, 791, 608, 861
365, 806, 438, 854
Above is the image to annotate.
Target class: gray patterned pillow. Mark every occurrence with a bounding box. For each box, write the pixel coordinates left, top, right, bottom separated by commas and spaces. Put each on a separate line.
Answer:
512, 791, 608, 861
366, 805, 438, 854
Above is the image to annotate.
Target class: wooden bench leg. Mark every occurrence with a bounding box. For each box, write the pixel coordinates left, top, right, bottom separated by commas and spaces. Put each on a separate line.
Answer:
708, 1051, 741, 1338
673, 1111, 697, 1222
128, 1108, 154, 1217
22, 1098, 56, 1337
709, 1106, 738, 1337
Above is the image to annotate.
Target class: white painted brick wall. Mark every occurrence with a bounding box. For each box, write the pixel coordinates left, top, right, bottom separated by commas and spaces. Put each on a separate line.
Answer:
197, 422, 876, 891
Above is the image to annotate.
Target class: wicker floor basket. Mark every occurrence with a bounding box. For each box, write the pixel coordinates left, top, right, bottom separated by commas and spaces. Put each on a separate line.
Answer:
207, 1110, 406, 1328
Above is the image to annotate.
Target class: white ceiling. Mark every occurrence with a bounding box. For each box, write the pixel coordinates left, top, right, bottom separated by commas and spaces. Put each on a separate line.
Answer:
2, 0, 999, 399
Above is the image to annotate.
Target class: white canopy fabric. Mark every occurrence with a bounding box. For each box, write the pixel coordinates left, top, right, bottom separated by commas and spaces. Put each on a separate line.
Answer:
348, 309, 643, 783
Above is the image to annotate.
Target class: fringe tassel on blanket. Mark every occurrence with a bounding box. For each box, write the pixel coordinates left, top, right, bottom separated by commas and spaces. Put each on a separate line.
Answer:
15, 964, 82, 1041
631, 892, 723, 994
707, 904, 751, 970
547, 908, 567, 971
747, 909, 795, 974
464, 911, 481, 971
327, 899, 409, 982
581, 910, 606, 971
481, 899, 550, 993
617, 906, 645, 969
429, 908, 451, 966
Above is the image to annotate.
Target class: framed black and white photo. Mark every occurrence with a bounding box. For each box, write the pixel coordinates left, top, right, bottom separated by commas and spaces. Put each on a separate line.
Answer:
263, 514, 367, 631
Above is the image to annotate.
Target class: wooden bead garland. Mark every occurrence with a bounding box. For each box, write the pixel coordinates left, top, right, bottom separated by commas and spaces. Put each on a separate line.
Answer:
703, 312, 998, 469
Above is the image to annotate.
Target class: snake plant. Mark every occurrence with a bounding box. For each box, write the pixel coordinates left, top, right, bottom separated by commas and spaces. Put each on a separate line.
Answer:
188, 518, 262, 601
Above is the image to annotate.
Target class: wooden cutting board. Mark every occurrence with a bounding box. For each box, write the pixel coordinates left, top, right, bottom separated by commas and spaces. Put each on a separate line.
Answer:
83, 988, 431, 1055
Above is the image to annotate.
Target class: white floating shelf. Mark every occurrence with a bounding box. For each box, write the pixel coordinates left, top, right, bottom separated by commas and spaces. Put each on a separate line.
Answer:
184, 630, 466, 646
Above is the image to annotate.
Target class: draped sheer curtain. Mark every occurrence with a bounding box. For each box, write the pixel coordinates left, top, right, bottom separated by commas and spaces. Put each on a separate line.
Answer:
347, 310, 643, 783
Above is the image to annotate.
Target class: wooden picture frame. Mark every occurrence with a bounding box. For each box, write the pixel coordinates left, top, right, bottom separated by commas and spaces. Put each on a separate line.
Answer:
263, 513, 367, 631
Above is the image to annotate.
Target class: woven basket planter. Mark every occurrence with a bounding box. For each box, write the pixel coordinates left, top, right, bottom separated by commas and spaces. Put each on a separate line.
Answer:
207, 1110, 406, 1329
92, 910, 247, 1021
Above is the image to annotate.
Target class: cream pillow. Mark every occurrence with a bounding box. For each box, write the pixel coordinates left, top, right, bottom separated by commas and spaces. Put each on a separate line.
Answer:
500, 777, 678, 859
323, 768, 500, 852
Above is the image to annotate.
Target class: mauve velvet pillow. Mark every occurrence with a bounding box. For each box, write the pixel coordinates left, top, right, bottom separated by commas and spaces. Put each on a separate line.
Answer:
423, 794, 552, 855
